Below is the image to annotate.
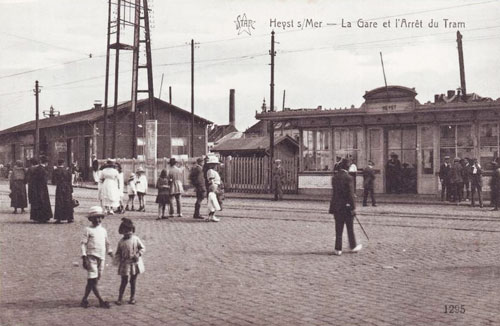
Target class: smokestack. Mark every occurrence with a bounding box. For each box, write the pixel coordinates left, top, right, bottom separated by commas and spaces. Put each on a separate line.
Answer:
229, 89, 235, 127
94, 101, 102, 110
457, 31, 467, 101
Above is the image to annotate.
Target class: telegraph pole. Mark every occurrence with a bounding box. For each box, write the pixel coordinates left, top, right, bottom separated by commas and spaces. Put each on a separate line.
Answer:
457, 30, 467, 101
103, 0, 112, 159
191, 39, 195, 158
111, 0, 122, 159
33, 80, 41, 159
269, 31, 276, 191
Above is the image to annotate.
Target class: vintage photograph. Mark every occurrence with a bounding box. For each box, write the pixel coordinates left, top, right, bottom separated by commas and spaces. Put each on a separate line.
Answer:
1, 0, 500, 325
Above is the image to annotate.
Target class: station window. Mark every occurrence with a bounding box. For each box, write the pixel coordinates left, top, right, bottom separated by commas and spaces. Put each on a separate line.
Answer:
333, 128, 362, 166
439, 124, 473, 164
302, 129, 332, 171
480, 123, 499, 170
171, 137, 188, 156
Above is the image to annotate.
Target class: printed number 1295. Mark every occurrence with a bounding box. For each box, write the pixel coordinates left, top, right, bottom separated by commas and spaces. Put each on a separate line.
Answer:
444, 305, 465, 313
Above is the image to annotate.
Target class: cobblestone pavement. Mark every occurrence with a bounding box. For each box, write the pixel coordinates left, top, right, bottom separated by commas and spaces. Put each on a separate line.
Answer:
1, 183, 499, 326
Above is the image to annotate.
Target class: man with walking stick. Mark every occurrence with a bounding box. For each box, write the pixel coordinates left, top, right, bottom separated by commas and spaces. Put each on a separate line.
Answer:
329, 158, 363, 256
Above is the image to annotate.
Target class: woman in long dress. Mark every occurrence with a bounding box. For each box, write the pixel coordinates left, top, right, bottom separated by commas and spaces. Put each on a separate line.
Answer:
99, 160, 121, 214
52, 159, 74, 223
9, 160, 27, 214
28, 156, 53, 223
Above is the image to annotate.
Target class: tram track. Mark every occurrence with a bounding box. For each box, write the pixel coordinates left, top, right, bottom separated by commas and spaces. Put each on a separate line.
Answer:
3, 188, 499, 233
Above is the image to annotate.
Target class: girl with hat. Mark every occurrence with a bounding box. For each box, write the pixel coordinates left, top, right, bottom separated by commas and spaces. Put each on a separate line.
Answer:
113, 218, 145, 305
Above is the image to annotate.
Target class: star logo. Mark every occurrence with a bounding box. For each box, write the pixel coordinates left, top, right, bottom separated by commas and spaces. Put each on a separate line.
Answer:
234, 14, 255, 36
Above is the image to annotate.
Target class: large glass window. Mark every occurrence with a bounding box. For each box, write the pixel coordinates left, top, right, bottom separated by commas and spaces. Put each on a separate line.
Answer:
302, 129, 332, 171
440, 124, 473, 163
480, 123, 499, 170
334, 128, 361, 166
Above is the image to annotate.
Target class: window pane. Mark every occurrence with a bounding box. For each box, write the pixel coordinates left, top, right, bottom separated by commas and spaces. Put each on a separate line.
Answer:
402, 128, 416, 149
421, 126, 433, 148
440, 125, 456, 147
370, 129, 381, 150
480, 123, 498, 146
388, 129, 401, 149
302, 129, 332, 171
480, 147, 498, 170
401, 149, 416, 167
457, 125, 473, 147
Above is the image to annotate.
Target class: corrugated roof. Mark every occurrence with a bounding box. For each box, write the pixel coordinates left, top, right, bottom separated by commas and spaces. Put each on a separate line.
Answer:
212, 135, 298, 152
0, 98, 212, 135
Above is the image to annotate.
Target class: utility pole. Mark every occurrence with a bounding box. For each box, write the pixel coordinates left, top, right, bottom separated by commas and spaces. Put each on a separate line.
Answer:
191, 39, 195, 158
111, 0, 122, 159
457, 30, 467, 101
269, 30, 276, 191
33, 80, 41, 159
103, 0, 112, 159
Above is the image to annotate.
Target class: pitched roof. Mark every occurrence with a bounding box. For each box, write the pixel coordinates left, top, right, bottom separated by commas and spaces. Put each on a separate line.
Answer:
0, 98, 212, 136
212, 135, 298, 152
208, 124, 238, 142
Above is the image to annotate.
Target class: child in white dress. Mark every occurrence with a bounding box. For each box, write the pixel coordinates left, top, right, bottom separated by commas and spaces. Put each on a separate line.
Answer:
114, 218, 145, 305
207, 183, 221, 222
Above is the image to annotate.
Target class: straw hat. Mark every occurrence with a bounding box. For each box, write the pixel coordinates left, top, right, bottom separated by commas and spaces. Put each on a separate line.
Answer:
136, 166, 145, 173
87, 206, 105, 219
206, 156, 220, 164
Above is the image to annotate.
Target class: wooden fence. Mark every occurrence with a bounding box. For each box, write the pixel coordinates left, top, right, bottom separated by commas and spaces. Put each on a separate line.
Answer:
98, 156, 299, 194
221, 156, 298, 194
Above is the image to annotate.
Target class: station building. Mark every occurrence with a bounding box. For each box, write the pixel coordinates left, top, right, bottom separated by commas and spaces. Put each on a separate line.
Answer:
256, 85, 499, 195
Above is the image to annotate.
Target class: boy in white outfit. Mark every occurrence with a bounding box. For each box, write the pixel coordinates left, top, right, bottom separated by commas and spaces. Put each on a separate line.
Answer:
80, 206, 114, 308
126, 173, 137, 211
135, 168, 148, 212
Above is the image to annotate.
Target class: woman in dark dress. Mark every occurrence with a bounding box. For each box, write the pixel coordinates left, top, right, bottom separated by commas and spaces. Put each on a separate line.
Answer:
52, 159, 74, 223
28, 156, 53, 223
9, 160, 27, 213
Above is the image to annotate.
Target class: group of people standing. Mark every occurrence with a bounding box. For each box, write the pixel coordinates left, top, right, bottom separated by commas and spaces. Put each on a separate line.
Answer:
96, 159, 148, 215
439, 156, 484, 207
8, 156, 75, 223
188, 155, 223, 222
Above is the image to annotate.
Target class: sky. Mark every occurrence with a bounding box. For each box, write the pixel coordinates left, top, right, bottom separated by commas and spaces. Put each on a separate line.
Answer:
1, 0, 500, 132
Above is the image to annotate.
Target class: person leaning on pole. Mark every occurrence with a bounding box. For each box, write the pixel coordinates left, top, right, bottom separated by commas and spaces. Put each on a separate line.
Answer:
329, 158, 362, 256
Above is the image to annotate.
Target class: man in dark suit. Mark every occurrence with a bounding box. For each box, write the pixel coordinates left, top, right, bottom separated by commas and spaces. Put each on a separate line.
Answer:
329, 158, 362, 256
469, 158, 483, 208
439, 156, 451, 201
189, 157, 206, 219
362, 160, 376, 207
